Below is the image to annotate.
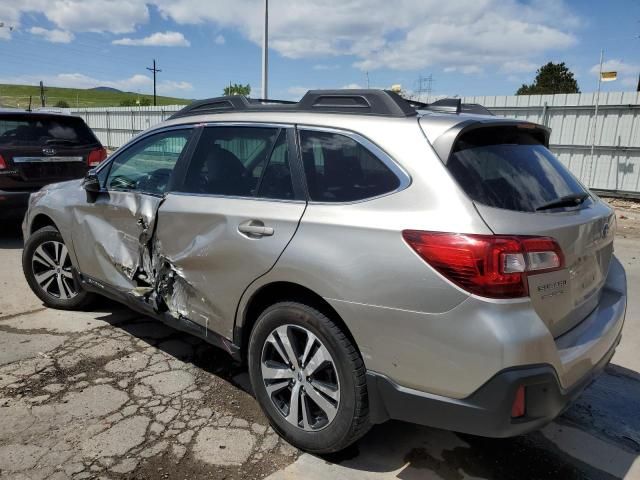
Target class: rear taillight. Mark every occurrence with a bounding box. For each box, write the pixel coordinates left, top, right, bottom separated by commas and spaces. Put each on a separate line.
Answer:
402, 231, 564, 299
0, 154, 6, 170
87, 147, 107, 167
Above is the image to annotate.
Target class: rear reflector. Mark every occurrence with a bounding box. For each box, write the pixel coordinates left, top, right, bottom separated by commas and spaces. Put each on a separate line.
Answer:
511, 385, 526, 418
87, 147, 107, 167
402, 231, 564, 299
0, 154, 6, 170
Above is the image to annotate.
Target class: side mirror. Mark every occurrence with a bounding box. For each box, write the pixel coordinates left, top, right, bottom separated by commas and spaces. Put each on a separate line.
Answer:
82, 171, 102, 193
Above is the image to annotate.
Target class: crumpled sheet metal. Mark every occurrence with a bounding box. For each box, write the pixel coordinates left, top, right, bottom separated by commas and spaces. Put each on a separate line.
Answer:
75, 192, 161, 289
82, 192, 216, 333
153, 259, 213, 334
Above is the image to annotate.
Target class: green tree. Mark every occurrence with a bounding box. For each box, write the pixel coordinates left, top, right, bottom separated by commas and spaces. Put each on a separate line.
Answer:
516, 62, 580, 95
223, 83, 251, 96
54, 100, 70, 108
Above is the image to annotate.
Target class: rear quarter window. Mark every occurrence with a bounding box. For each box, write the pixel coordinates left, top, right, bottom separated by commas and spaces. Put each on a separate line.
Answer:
299, 130, 400, 202
447, 126, 588, 212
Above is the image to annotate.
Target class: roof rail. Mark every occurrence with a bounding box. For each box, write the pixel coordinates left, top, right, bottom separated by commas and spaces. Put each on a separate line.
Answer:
248, 98, 297, 105
409, 98, 494, 116
167, 89, 418, 120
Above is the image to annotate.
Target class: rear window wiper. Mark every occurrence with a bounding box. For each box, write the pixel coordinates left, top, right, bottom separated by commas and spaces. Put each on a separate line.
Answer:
535, 193, 589, 211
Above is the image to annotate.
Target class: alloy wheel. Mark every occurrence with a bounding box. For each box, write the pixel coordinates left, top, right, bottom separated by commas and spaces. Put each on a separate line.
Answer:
31, 240, 78, 299
260, 324, 340, 431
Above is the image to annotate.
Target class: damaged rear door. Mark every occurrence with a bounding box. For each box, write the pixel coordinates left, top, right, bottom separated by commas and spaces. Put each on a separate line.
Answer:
151, 124, 306, 338
71, 127, 195, 291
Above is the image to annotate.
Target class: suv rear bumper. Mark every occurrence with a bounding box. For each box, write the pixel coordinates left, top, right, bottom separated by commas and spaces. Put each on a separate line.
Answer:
367, 331, 620, 437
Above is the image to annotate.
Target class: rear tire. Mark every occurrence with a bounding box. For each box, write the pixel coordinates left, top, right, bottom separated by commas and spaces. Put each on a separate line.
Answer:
22, 226, 95, 310
248, 301, 370, 453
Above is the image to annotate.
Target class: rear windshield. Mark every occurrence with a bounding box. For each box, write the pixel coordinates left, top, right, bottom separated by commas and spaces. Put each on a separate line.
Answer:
447, 126, 588, 212
0, 114, 98, 147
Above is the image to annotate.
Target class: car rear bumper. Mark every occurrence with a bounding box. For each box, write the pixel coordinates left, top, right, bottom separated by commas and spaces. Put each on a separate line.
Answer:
364, 254, 626, 437
0, 190, 31, 219
367, 330, 621, 437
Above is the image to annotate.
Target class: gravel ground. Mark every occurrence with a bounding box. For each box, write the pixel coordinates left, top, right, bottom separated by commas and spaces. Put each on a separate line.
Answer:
1, 201, 639, 479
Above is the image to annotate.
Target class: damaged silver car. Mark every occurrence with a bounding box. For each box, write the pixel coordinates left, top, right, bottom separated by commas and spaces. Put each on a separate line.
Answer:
22, 90, 626, 453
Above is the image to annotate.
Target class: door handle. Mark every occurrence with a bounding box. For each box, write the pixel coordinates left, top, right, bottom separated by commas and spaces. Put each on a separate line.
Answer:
238, 221, 274, 238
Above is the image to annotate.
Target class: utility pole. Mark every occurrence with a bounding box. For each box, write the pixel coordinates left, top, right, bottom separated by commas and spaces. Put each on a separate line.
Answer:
39, 81, 46, 107
146, 59, 162, 106
587, 49, 604, 185
366, 71, 370, 89
261, 0, 269, 99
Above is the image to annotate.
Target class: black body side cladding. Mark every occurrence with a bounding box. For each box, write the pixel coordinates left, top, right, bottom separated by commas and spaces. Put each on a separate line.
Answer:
80, 274, 242, 361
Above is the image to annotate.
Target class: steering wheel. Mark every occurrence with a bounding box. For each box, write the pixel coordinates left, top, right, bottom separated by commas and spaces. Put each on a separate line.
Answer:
136, 169, 172, 194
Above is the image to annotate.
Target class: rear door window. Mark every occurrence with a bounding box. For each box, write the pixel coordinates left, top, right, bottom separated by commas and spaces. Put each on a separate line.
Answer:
0, 114, 97, 147
180, 126, 296, 199
299, 130, 400, 202
446, 126, 588, 212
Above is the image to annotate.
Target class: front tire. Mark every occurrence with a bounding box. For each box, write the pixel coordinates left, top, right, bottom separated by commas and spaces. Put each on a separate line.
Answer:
248, 301, 370, 453
22, 226, 94, 310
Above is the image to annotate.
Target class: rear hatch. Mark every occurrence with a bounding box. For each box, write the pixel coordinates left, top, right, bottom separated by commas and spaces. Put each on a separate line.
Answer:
440, 124, 615, 337
0, 113, 104, 191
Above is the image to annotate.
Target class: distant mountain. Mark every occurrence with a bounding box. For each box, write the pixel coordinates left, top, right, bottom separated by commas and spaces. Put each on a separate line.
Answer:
90, 86, 122, 93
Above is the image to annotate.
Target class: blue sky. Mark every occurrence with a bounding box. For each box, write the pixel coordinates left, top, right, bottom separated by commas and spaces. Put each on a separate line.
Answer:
0, 0, 638, 101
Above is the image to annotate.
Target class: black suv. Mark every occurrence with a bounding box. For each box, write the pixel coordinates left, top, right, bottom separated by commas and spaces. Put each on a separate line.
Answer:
0, 110, 106, 219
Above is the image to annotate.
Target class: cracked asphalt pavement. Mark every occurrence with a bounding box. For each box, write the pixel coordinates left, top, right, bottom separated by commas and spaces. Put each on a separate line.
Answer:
1, 203, 640, 480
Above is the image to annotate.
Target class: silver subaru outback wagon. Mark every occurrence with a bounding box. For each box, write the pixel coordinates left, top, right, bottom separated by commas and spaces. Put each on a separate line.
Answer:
22, 90, 627, 453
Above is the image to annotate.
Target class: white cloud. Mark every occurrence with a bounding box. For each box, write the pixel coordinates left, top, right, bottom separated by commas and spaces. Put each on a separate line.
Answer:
443, 65, 483, 75
47, 0, 148, 34
3, 0, 580, 76
157, 80, 193, 93
342, 83, 364, 89
152, 0, 579, 74
113, 31, 190, 47
500, 60, 538, 74
214, 34, 225, 45
29, 27, 74, 43
313, 64, 339, 71
3, 0, 148, 35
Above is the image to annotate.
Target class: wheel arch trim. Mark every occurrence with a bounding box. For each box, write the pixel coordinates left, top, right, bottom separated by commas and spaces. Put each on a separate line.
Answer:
234, 280, 361, 364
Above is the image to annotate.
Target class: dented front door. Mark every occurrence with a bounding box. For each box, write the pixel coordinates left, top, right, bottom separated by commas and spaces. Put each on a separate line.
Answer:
73, 191, 162, 290
71, 128, 194, 291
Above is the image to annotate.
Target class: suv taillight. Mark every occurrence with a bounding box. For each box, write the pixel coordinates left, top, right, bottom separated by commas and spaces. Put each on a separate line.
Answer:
0, 154, 6, 170
87, 147, 107, 167
402, 231, 564, 299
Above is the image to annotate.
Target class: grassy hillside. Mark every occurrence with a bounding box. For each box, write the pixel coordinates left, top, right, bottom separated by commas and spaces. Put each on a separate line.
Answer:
0, 83, 191, 109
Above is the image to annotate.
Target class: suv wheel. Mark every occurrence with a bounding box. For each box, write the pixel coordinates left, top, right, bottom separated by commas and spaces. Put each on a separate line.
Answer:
23, 226, 94, 310
248, 301, 370, 453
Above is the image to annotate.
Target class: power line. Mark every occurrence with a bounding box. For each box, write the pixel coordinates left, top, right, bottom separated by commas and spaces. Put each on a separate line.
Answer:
146, 59, 162, 106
